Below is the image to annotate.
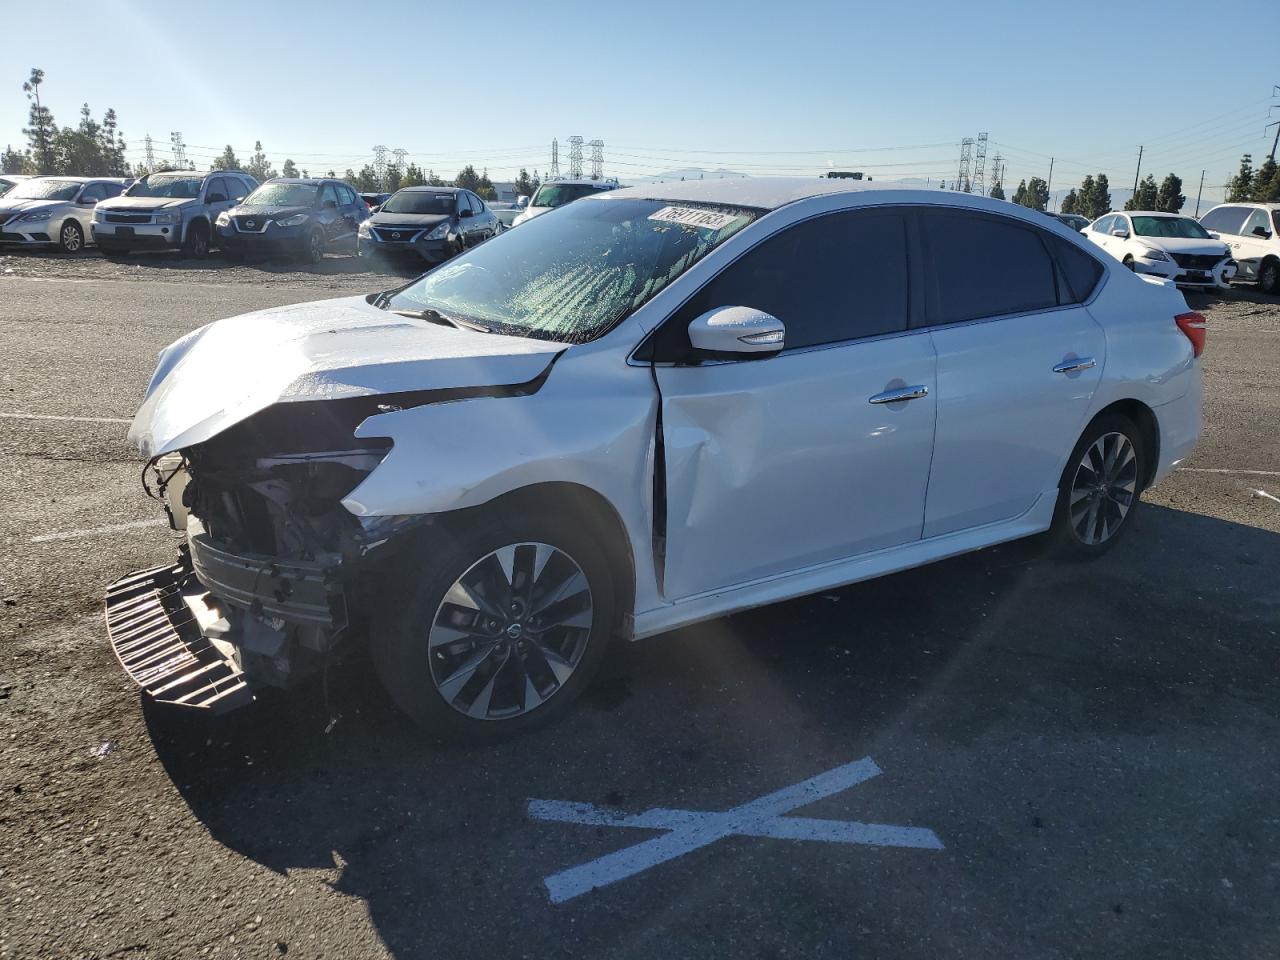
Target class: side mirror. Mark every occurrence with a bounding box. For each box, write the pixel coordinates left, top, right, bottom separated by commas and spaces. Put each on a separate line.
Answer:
206, 193, 227, 204
1206, 231, 1220, 239
458, 208, 474, 219
1252, 225, 1271, 239
1111, 227, 1129, 238
688, 306, 785, 357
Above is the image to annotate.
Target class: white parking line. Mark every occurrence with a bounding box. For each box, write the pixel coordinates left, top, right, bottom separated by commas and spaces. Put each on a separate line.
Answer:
529, 757, 942, 904
31, 519, 167, 543
0, 412, 131, 425
1255, 489, 1280, 505
1179, 467, 1280, 477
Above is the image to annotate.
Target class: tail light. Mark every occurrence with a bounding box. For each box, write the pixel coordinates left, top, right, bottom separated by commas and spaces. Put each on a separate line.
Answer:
1175, 311, 1206, 358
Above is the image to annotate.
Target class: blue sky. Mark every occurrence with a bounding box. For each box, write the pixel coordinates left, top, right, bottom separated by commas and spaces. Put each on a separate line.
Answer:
4, 0, 1276, 204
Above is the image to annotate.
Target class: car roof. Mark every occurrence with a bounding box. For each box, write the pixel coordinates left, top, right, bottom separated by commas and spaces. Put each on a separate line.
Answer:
268, 178, 331, 185
1205, 201, 1280, 210
1118, 210, 1193, 218
25, 175, 113, 184
398, 186, 462, 193
539, 178, 617, 188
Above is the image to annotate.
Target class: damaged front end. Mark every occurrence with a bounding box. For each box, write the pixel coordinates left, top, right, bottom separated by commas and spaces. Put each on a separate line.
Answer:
106, 401, 415, 712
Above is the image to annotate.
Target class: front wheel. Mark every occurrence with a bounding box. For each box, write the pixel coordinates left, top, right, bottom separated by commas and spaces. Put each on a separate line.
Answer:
1259, 258, 1279, 296
58, 220, 84, 253
302, 229, 325, 264
1048, 414, 1145, 557
371, 511, 615, 739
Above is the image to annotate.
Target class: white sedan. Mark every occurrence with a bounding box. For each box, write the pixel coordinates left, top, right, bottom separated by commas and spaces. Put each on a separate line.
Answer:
111, 179, 1204, 736
0, 176, 125, 252
1084, 211, 1235, 289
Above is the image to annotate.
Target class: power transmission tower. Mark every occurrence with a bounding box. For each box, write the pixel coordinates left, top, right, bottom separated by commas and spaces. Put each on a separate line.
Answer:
956, 138, 974, 193
972, 132, 988, 197
989, 154, 1005, 196
143, 134, 155, 173
391, 147, 407, 182
169, 131, 187, 169
550, 138, 560, 178
588, 139, 604, 180
372, 144, 388, 190
567, 136, 584, 179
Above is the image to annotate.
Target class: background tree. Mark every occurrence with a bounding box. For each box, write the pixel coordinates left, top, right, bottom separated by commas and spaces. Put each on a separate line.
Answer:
1155, 174, 1185, 213
454, 164, 481, 193
1011, 179, 1028, 206
385, 164, 403, 192
1079, 173, 1111, 219
246, 141, 276, 182
1251, 157, 1280, 202
281, 158, 299, 178
22, 68, 56, 174
1060, 189, 1078, 214
1013, 176, 1049, 211
988, 181, 1005, 200
476, 167, 496, 200
514, 167, 540, 198
2, 144, 29, 174
1125, 174, 1158, 211
425, 168, 446, 186
1226, 154, 1254, 202
402, 163, 426, 187
100, 109, 128, 176
212, 145, 240, 171
352, 165, 379, 191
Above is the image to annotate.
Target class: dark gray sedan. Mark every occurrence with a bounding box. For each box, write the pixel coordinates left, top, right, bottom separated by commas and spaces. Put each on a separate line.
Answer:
357, 186, 500, 266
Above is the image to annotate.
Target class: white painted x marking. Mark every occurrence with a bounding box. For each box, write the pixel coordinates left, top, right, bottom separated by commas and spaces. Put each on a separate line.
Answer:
528, 756, 943, 903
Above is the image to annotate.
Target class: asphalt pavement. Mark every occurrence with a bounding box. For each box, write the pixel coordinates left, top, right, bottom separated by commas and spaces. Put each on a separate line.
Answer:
1, 251, 1278, 960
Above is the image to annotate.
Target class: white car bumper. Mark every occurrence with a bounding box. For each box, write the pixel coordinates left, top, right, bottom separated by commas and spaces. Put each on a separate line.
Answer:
0, 217, 57, 245
1132, 253, 1236, 290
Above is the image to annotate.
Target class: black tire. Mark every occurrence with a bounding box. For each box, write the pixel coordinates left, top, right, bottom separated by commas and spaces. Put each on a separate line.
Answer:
1122, 255, 1135, 272
302, 229, 325, 264
371, 509, 616, 740
1047, 413, 1146, 558
58, 220, 84, 254
1259, 258, 1279, 296
181, 221, 209, 259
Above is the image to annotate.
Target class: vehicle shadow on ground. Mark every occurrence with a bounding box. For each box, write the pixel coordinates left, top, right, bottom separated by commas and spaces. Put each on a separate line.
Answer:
0, 246, 422, 278
1185, 286, 1278, 308
143, 504, 1280, 957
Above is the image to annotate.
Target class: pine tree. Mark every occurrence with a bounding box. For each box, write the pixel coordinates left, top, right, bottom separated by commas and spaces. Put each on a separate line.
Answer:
281, 158, 299, 178
1155, 174, 1185, 213
454, 164, 481, 192
246, 141, 275, 182
2, 144, 29, 175
402, 163, 426, 187
1226, 154, 1254, 202
988, 182, 1005, 200
1012, 179, 1029, 206
1125, 174, 1158, 211
1060, 189, 1078, 214
1092, 174, 1112, 219
22, 68, 56, 174
212, 145, 240, 171
1251, 157, 1280, 202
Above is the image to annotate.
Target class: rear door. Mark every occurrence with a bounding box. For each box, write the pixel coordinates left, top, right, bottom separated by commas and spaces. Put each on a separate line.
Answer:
650, 208, 938, 599
921, 209, 1107, 537
1234, 207, 1274, 280
318, 182, 341, 248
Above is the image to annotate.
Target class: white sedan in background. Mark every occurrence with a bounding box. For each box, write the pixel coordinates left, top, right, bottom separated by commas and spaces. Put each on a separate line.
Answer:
0, 176, 125, 252
1084, 211, 1235, 289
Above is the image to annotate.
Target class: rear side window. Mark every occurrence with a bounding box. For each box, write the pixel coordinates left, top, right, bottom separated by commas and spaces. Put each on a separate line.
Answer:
1048, 236, 1105, 303
1242, 208, 1273, 238
1199, 206, 1248, 235
924, 212, 1058, 324
337, 184, 356, 206
1092, 215, 1114, 234
655, 210, 910, 358
320, 183, 339, 208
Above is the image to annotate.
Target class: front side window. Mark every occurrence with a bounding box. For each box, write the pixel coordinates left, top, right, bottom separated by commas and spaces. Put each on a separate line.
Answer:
1242, 208, 1273, 238
1131, 216, 1211, 239
125, 174, 204, 199
386, 197, 760, 344
654, 210, 911, 358
243, 182, 320, 207
320, 183, 340, 208
7, 179, 82, 201
79, 183, 108, 203
381, 191, 457, 215
1199, 206, 1248, 235
924, 211, 1058, 324
1092, 215, 1114, 234
531, 183, 600, 208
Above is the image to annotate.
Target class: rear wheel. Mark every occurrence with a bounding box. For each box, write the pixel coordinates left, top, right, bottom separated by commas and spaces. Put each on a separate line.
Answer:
371, 511, 615, 739
58, 220, 84, 253
1048, 414, 1145, 557
1259, 258, 1279, 295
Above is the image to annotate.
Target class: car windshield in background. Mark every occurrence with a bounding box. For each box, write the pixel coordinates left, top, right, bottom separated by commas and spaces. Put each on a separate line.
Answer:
388, 198, 760, 344
531, 183, 602, 208
1132, 216, 1211, 239
381, 191, 456, 215
244, 183, 319, 207
8, 179, 81, 201
125, 175, 203, 199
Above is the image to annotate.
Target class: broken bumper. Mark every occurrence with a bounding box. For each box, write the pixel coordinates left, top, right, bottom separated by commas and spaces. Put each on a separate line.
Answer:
104, 563, 254, 713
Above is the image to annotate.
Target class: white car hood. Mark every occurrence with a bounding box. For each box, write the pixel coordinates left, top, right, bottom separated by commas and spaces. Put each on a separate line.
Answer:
0, 198, 66, 217
1139, 236, 1230, 257
130, 294, 563, 458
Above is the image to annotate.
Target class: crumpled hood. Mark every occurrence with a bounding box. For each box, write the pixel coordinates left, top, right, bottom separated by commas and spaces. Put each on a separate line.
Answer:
229, 203, 310, 220
0, 198, 67, 218
1139, 236, 1230, 257
99, 196, 192, 212
368, 212, 450, 229
129, 294, 563, 458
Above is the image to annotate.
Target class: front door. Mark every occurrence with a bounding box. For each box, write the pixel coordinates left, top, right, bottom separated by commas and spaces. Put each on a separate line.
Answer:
650, 209, 938, 600
919, 209, 1107, 537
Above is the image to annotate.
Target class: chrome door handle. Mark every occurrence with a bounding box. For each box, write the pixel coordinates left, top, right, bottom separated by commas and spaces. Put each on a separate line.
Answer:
868, 385, 929, 404
1053, 357, 1097, 374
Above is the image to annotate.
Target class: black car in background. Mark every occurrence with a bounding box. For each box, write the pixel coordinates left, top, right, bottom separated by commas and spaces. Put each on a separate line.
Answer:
216, 178, 367, 263
357, 186, 500, 266
1047, 211, 1090, 232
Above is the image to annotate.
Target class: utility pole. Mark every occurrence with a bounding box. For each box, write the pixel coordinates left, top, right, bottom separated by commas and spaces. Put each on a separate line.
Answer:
1267, 120, 1280, 163
1046, 157, 1054, 210
1194, 170, 1206, 217
1132, 145, 1143, 200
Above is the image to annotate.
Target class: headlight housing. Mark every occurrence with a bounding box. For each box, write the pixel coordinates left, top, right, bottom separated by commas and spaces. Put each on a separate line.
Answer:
19, 209, 52, 222
154, 210, 181, 225
276, 213, 309, 228
357, 220, 372, 237
426, 220, 452, 240
93, 207, 108, 222
215, 211, 231, 227
1138, 247, 1168, 261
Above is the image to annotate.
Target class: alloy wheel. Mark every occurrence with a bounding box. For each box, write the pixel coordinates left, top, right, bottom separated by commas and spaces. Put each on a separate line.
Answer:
61, 223, 82, 252
1068, 431, 1138, 545
309, 232, 324, 262
427, 542, 594, 720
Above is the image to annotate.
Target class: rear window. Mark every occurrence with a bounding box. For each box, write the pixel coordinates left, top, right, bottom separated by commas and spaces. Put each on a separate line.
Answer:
381, 191, 457, 215
924, 212, 1059, 324
531, 183, 604, 208
1199, 206, 1248, 235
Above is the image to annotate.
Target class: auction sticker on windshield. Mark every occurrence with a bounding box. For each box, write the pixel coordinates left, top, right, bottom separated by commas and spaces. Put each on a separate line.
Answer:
648, 206, 741, 230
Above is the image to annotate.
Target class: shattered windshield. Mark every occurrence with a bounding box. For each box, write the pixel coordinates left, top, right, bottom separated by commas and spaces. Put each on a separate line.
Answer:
125, 175, 203, 199
243, 183, 319, 207
1131, 216, 1211, 239
387, 198, 760, 344
8, 179, 81, 201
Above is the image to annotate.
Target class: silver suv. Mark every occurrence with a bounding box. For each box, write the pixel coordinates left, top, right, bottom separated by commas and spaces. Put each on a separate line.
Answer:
91, 169, 257, 258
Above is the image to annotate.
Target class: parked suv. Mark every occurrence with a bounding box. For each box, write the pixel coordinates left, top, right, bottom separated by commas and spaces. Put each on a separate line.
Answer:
0, 176, 125, 252
92, 170, 257, 258
109, 180, 1203, 737
1199, 202, 1280, 294
217, 178, 367, 263
357, 186, 499, 265
1084, 211, 1235, 289
511, 177, 620, 226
